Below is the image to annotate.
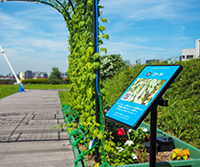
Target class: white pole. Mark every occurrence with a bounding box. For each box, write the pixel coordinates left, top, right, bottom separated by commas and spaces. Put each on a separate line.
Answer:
0, 45, 21, 83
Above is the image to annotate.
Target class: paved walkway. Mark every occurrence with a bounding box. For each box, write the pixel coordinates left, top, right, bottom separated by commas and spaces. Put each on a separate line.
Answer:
0, 89, 75, 167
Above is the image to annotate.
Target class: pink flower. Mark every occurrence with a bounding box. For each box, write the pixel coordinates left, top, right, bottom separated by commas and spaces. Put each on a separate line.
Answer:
117, 128, 125, 136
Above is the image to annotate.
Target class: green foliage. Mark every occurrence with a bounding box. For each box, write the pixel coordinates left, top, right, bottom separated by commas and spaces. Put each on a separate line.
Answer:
102, 63, 144, 106
22, 79, 48, 84
0, 79, 15, 85
47, 67, 63, 84
100, 54, 127, 81
156, 58, 200, 149
0, 85, 18, 99
58, 91, 70, 105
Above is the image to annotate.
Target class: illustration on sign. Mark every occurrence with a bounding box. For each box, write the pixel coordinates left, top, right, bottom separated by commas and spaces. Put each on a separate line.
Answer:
105, 65, 183, 129
121, 78, 166, 105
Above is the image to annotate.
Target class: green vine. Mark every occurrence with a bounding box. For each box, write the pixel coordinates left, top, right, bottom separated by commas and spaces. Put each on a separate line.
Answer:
50, 0, 109, 164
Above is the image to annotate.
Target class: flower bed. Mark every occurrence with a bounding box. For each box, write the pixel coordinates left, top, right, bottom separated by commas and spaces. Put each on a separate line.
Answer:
69, 122, 200, 167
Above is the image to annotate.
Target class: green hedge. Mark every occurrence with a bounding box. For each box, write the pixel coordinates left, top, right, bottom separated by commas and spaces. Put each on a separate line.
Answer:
22, 79, 48, 84
0, 79, 15, 85
22, 78, 69, 84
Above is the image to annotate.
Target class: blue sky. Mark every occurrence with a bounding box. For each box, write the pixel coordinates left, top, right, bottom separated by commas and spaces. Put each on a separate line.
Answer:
0, 0, 200, 75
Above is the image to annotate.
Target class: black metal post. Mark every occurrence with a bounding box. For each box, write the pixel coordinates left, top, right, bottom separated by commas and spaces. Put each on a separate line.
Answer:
92, 0, 100, 125
150, 104, 157, 167
92, 0, 100, 163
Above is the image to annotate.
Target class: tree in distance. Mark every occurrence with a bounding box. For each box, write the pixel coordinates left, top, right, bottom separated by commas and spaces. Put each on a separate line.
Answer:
47, 67, 63, 84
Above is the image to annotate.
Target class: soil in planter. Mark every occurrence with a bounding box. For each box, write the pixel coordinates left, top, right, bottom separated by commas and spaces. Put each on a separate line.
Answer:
78, 144, 192, 167
136, 147, 174, 163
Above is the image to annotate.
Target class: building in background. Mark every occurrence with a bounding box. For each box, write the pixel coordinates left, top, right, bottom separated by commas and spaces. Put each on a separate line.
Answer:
39, 72, 48, 78
24, 70, 33, 79
33, 71, 48, 79
33, 71, 39, 79
7, 72, 14, 77
146, 59, 160, 64
180, 39, 200, 61
61, 72, 67, 78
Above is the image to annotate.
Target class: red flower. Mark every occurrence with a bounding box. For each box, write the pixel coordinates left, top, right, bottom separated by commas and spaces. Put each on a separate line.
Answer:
117, 128, 125, 136
124, 137, 128, 141
145, 134, 150, 141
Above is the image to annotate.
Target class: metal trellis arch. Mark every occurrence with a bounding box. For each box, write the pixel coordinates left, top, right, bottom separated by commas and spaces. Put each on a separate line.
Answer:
1, 0, 74, 24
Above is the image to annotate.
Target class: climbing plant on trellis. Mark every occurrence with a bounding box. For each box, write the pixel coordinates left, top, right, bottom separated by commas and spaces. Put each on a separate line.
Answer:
60, 1, 110, 166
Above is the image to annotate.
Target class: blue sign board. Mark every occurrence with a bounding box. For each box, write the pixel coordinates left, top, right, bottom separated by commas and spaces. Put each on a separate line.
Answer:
105, 65, 183, 129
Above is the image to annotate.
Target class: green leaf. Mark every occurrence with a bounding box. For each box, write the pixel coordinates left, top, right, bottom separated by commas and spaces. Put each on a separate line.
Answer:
93, 52, 100, 60
102, 34, 109, 40
101, 18, 108, 23
79, 21, 85, 27
183, 155, 188, 160
93, 62, 100, 69
87, 87, 93, 98
100, 47, 107, 53
99, 25, 106, 31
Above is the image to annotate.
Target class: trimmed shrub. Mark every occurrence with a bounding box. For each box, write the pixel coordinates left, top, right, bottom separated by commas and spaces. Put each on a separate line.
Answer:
22, 79, 48, 84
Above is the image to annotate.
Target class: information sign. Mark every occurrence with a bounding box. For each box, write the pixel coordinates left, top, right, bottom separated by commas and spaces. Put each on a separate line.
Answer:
105, 65, 183, 129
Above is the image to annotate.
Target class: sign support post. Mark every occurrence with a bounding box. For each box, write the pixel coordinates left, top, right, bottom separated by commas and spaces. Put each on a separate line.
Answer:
150, 104, 157, 167
150, 97, 168, 167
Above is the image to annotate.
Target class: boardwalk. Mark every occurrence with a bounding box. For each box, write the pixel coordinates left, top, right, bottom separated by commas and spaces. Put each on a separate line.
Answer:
0, 90, 75, 167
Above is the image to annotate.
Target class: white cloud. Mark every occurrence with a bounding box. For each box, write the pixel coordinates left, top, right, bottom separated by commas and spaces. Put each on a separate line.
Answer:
100, 0, 200, 22
0, 11, 30, 31
104, 41, 164, 53
102, 41, 165, 64
28, 39, 69, 51
130, 4, 176, 21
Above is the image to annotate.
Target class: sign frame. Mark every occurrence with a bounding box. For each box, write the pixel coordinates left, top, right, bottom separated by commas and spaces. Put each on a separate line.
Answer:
105, 65, 183, 129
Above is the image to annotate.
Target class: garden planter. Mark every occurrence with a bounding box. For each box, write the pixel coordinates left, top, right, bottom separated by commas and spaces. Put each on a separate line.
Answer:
63, 107, 200, 167
118, 122, 200, 167
68, 122, 200, 167
70, 133, 84, 167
